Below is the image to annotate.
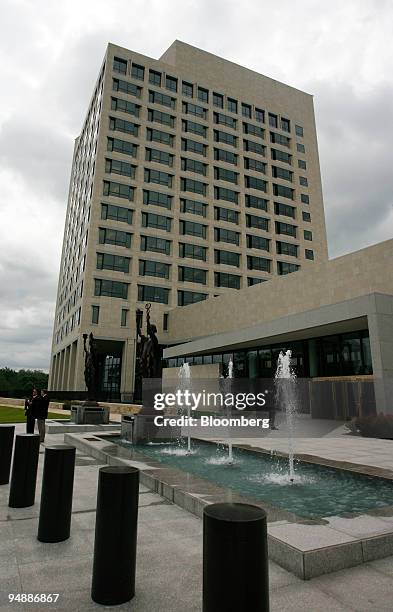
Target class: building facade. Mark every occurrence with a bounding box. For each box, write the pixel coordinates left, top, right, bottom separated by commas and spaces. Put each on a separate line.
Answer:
49, 40, 328, 400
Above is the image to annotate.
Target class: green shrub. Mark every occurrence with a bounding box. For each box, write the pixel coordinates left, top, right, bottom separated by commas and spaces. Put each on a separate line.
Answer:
352, 414, 393, 439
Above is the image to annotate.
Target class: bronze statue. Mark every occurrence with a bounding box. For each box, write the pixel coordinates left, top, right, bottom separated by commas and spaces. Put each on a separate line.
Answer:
83, 332, 98, 401
134, 304, 162, 400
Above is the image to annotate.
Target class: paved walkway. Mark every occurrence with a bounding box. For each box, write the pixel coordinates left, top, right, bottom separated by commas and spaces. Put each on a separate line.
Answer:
1, 424, 393, 610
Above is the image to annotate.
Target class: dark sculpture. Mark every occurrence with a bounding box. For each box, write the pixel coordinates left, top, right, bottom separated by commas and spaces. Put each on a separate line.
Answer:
134, 304, 162, 401
83, 332, 98, 402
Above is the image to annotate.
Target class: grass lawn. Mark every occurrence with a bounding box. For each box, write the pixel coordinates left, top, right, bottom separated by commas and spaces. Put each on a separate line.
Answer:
0, 405, 70, 424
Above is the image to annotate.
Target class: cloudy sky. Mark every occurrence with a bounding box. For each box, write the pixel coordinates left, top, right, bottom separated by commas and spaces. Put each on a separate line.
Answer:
0, 0, 392, 371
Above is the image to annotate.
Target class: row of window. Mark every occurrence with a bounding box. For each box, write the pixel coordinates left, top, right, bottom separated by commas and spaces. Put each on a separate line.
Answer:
112, 58, 304, 137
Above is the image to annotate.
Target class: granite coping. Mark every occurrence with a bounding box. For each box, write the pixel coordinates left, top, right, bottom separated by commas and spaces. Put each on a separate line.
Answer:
64, 432, 393, 580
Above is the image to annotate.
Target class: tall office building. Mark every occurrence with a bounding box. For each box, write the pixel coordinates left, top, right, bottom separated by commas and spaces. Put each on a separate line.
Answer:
48, 40, 328, 400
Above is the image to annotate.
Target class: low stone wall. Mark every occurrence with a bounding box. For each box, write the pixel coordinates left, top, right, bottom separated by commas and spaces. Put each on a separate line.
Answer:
0, 396, 140, 415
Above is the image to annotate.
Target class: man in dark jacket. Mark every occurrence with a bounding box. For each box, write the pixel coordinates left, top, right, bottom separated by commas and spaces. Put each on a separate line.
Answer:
25, 388, 40, 434
38, 390, 50, 443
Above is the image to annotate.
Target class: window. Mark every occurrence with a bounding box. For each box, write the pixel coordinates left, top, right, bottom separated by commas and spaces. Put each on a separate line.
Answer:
227, 98, 237, 113
163, 313, 169, 331
111, 97, 140, 117
214, 207, 239, 224
247, 235, 269, 251
214, 249, 240, 267
178, 266, 207, 285
105, 158, 135, 178
277, 261, 299, 275
140, 235, 171, 255
215, 272, 241, 289
181, 177, 207, 196
302, 211, 311, 222
301, 194, 310, 204
139, 259, 170, 279
214, 148, 238, 165
245, 195, 268, 211
243, 122, 264, 138
213, 130, 237, 147
304, 230, 312, 241
138, 284, 169, 304
103, 180, 134, 201
181, 138, 207, 157
166, 75, 177, 91
148, 108, 175, 128
131, 63, 144, 80
101, 203, 133, 224
198, 87, 209, 102
299, 176, 308, 186
214, 186, 239, 204
107, 137, 137, 158
295, 125, 304, 137
243, 140, 266, 155
275, 221, 297, 237
145, 148, 174, 167
94, 279, 128, 299
180, 198, 207, 217
248, 277, 266, 286
272, 166, 293, 182
269, 113, 278, 128
305, 249, 314, 260
183, 101, 207, 119
270, 132, 291, 147
274, 202, 295, 218
149, 69, 161, 86
255, 108, 265, 123
244, 158, 266, 173
143, 190, 172, 209
246, 214, 269, 231
242, 103, 252, 118
180, 219, 207, 239
91, 305, 99, 324
214, 112, 237, 129
214, 227, 240, 245
182, 119, 207, 138
149, 90, 176, 109
178, 290, 207, 306
99, 227, 132, 248
213, 92, 224, 108
113, 57, 127, 74
109, 117, 139, 136
298, 159, 307, 170
281, 118, 290, 132
142, 212, 172, 232
121, 309, 128, 327
276, 241, 298, 257
271, 148, 292, 164
179, 243, 207, 261
273, 184, 294, 200
181, 157, 207, 176
182, 81, 193, 97
97, 252, 130, 273
245, 176, 267, 192
297, 143, 305, 153
146, 128, 174, 147
144, 168, 173, 188
214, 167, 238, 184
247, 256, 271, 272
113, 78, 142, 98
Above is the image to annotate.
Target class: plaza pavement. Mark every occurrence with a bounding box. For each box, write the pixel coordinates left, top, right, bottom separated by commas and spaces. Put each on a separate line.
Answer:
1, 424, 393, 611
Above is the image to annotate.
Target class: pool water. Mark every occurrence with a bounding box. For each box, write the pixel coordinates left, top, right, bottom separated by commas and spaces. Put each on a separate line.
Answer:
113, 439, 393, 519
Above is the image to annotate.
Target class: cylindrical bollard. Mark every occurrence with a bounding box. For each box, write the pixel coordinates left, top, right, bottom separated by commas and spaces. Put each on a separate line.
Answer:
91, 466, 139, 605
8, 434, 40, 508
0, 425, 15, 485
37, 445, 76, 543
203, 502, 269, 612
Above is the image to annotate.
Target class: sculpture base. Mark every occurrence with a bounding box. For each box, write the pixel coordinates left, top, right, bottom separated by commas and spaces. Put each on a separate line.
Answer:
71, 405, 109, 425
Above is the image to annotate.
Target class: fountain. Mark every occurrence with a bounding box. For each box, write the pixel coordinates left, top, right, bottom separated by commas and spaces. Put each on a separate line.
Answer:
275, 350, 297, 482
179, 362, 192, 454
226, 359, 234, 465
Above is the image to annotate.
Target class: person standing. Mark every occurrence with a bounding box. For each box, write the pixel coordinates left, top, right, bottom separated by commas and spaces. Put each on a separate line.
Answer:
37, 390, 50, 443
25, 388, 40, 434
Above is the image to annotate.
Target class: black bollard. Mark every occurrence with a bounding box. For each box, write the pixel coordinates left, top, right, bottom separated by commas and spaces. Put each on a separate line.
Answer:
9, 434, 40, 508
0, 425, 15, 485
37, 445, 76, 543
203, 502, 269, 612
91, 466, 139, 605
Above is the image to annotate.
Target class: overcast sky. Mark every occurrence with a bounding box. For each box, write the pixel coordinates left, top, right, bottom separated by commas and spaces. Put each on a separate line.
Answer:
0, 0, 392, 371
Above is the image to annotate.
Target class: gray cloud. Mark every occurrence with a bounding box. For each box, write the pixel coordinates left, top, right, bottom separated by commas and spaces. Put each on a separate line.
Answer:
0, 0, 392, 370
